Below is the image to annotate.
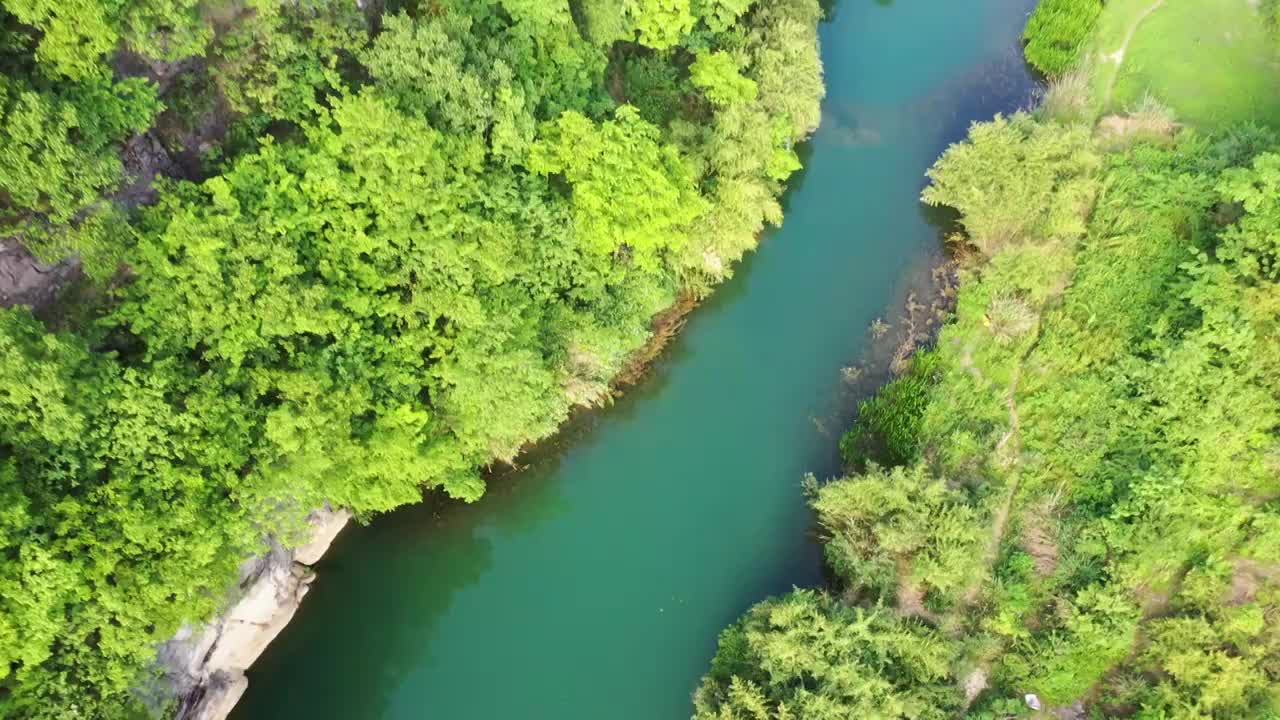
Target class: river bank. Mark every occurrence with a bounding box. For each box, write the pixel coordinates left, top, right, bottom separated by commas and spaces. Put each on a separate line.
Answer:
694, 0, 1280, 715
158, 22, 827, 719
167, 199, 966, 720
229, 3, 1040, 718
160, 282, 733, 720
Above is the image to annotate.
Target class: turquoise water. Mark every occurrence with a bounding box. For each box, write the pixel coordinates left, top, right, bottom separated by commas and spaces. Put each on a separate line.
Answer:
234, 2, 1038, 718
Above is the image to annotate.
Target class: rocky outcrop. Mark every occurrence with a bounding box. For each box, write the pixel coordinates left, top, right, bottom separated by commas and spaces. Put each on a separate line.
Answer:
160, 506, 351, 720
292, 507, 350, 566
0, 239, 83, 312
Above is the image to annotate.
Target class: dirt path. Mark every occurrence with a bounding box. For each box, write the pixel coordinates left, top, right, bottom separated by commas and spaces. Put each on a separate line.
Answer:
963, 360, 1025, 604
1101, 0, 1167, 109
965, 304, 1055, 603
994, 362, 1022, 466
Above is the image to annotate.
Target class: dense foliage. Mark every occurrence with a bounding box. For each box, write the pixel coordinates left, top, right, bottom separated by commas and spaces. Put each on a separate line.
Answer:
694, 590, 962, 720
0, 0, 824, 716
1022, 0, 1102, 76
696, 115, 1280, 720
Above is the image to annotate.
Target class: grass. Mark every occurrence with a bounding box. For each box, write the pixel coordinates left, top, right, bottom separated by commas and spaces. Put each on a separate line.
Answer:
1041, 70, 1092, 124
1085, 0, 1280, 128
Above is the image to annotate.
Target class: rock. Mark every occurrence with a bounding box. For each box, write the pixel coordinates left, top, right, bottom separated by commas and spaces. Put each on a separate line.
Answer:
158, 622, 220, 680
962, 666, 988, 705
0, 239, 83, 312
293, 505, 352, 565
175, 671, 248, 720
1026, 693, 1043, 711
198, 674, 248, 720
205, 560, 309, 672
112, 51, 201, 93
116, 132, 180, 208
158, 506, 347, 720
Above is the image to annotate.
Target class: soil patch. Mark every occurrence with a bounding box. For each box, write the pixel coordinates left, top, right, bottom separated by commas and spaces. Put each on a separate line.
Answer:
1021, 505, 1060, 577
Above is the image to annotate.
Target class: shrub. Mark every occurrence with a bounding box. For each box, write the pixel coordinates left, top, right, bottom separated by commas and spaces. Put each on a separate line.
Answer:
1040, 69, 1091, 124
692, 590, 964, 720
922, 113, 1099, 255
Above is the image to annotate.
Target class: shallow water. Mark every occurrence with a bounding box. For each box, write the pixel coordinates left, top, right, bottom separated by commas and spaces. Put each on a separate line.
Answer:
233, 3, 1038, 717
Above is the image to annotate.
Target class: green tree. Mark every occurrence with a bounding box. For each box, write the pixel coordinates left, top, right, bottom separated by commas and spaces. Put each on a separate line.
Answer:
210, 0, 366, 123
0, 76, 159, 226
0, 307, 258, 718
922, 114, 1098, 255
2, 0, 210, 79
2, 0, 117, 79
814, 464, 986, 606
0, 74, 160, 276
693, 591, 963, 720
690, 50, 758, 106
529, 106, 706, 268
1022, 0, 1103, 76
1216, 151, 1280, 282
362, 12, 499, 137
625, 0, 696, 49
694, 0, 753, 33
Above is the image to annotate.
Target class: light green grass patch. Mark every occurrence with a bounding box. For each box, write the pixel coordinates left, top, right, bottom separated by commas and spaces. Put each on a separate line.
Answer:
1083, 0, 1156, 111
1095, 0, 1280, 128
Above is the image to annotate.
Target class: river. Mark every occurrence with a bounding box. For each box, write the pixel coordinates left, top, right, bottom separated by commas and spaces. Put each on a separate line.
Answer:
232, 2, 1038, 718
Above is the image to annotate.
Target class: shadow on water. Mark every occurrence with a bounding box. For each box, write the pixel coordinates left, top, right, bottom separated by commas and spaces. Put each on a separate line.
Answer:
244, 516, 497, 720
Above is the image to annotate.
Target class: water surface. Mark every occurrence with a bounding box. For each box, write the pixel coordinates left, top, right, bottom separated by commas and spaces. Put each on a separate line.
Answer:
235, 3, 1038, 717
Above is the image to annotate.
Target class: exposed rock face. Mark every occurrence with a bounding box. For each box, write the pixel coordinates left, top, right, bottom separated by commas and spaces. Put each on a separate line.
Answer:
0, 239, 83, 312
161, 507, 351, 720
1, 127, 178, 315
293, 506, 352, 566
117, 132, 182, 208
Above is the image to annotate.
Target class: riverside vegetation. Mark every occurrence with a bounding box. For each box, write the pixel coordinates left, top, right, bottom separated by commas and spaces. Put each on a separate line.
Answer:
0, 0, 824, 716
692, 1, 1280, 719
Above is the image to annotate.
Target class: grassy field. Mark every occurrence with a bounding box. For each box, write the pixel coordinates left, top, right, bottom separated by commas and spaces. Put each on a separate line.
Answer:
1086, 0, 1280, 127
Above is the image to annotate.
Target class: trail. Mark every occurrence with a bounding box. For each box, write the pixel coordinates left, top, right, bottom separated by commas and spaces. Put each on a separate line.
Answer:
1101, 0, 1167, 109
990, 361, 1022, 509
966, 303, 1056, 603
957, 352, 1029, 703
895, 557, 943, 625
963, 360, 1024, 605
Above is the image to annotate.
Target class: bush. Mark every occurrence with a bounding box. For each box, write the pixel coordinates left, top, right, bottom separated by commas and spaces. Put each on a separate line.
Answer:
922, 113, 1099, 255
692, 590, 964, 720
1040, 69, 1091, 124
1023, 0, 1103, 76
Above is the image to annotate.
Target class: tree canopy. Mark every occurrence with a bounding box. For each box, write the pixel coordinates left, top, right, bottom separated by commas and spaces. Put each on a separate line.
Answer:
0, 0, 825, 716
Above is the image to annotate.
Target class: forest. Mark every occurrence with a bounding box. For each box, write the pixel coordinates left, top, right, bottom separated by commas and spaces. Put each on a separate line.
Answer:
692, 1, 1280, 718
0, 0, 824, 716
